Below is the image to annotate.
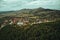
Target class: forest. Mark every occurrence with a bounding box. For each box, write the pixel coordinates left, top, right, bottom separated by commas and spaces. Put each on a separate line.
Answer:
0, 20, 60, 40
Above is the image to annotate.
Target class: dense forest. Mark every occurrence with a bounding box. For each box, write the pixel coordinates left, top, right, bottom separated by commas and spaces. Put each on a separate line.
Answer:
0, 20, 60, 40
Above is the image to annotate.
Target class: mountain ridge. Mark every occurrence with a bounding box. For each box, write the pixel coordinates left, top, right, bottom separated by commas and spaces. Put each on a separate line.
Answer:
0, 7, 60, 20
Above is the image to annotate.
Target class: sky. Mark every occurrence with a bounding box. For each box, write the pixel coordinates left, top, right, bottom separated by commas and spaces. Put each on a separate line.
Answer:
0, 0, 60, 11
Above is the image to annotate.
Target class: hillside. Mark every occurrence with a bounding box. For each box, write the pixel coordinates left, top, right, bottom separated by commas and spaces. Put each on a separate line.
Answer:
0, 21, 60, 40
0, 8, 60, 40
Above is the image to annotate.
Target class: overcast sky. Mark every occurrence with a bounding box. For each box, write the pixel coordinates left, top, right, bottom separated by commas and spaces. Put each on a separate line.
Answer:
0, 0, 60, 11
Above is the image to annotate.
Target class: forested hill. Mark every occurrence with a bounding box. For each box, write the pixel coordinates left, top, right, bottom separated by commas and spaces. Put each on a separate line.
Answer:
0, 21, 60, 40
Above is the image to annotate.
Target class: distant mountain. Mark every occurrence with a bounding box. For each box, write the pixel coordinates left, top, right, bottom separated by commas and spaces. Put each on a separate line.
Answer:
0, 7, 60, 19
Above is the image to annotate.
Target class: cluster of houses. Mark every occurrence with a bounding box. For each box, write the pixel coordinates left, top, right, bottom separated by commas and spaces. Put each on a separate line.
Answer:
0, 16, 51, 28
2, 17, 30, 26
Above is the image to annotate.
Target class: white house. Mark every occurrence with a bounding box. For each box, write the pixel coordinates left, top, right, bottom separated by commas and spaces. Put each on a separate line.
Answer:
17, 22, 24, 26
